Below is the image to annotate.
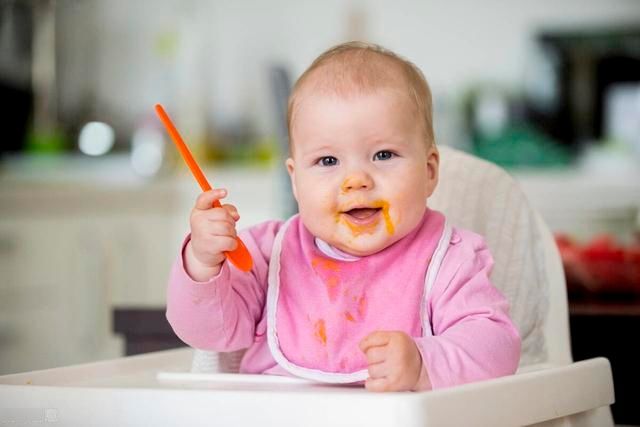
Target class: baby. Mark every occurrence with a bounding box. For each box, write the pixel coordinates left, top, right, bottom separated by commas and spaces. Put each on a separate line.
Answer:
167, 41, 521, 392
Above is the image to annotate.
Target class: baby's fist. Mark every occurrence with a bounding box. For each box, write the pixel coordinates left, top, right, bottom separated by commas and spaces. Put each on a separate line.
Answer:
185, 188, 240, 281
359, 331, 424, 392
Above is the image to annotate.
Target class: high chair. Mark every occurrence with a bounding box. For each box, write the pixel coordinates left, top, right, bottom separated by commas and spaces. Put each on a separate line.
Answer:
189, 146, 615, 425
0, 147, 614, 426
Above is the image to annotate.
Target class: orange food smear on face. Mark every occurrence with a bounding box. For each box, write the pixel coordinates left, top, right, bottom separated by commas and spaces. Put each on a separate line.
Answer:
377, 200, 395, 235
340, 178, 355, 194
314, 319, 327, 345
335, 199, 395, 236
344, 312, 355, 322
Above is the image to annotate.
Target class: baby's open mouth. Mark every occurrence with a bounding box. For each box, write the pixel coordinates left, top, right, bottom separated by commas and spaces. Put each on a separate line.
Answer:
342, 207, 382, 220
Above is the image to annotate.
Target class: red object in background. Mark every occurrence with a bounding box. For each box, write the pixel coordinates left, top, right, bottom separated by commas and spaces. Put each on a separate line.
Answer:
555, 233, 640, 296
629, 243, 640, 288
555, 234, 589, 294
581, 235, 627, 292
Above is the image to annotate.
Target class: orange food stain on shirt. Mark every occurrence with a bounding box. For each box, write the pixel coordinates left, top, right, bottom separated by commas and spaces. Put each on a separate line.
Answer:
311, 257, 341, 302
314, 319, 327, 345
357, 296, 367, 318
311, 256, 340, 272
344, 311, 355, 322
325, 276, 340, 302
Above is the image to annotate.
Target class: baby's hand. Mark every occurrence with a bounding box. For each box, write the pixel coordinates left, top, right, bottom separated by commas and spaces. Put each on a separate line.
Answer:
359, 331, 423, 392
184, 189, 240, 281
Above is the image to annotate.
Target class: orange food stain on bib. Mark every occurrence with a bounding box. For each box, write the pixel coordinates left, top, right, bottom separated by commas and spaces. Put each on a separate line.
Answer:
314, 319, 327, 345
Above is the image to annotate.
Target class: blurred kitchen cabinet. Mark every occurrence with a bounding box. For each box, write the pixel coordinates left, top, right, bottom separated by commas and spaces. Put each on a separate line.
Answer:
0, 216, 90, 374
0, 182, 179, 374
105, 212, 179, 306
0, 214, 128, 374
0, 161, 282, 375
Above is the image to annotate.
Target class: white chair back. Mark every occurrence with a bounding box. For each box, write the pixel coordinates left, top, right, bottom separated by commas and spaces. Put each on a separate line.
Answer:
431, 146, 570, 366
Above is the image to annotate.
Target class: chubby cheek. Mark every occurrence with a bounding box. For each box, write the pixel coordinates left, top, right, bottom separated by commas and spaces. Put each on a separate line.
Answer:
387, 189, 426, 230
314, 189, 338, 215
385, 195, 402, 225
295, 172, 333, 209
297, 187, 337, 225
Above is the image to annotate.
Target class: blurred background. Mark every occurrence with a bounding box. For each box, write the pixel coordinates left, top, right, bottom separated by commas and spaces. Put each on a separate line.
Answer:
0, 0, 639, 423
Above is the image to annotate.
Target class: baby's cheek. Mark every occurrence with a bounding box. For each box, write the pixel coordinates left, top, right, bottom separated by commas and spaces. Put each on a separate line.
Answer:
300, 194, 327, 217
307, 189, 332, 211
325, 191, 340, 209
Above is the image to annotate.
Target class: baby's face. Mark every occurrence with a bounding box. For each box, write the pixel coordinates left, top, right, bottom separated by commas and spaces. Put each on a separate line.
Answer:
287, 88, 439, 256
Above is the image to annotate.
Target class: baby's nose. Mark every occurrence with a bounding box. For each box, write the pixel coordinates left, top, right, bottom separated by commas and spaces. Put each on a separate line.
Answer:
341, 173, 374, 192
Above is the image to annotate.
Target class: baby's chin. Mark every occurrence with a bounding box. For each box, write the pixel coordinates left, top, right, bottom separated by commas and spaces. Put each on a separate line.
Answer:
329, 234, 401, 257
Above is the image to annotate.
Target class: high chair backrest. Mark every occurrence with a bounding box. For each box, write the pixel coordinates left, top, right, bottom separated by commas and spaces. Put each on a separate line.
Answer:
192, 147, 572, 373
429, 146, 571, 366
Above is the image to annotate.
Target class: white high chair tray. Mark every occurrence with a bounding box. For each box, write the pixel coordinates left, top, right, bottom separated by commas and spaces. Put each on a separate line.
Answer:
0, 347, 613, 427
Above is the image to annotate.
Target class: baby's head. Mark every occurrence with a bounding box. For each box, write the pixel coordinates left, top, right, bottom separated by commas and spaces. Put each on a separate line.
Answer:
286, 41, 439, 256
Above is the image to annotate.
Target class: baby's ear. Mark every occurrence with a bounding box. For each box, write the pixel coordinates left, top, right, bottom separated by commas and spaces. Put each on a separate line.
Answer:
425, 147, 439, 197
285, 158, 299, 201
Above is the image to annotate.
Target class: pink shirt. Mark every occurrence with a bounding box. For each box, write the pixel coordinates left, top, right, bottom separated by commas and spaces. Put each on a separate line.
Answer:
166, 218, 521, 390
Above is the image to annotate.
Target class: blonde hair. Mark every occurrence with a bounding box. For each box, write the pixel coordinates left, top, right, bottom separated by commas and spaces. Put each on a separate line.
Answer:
287, 41, 435, 149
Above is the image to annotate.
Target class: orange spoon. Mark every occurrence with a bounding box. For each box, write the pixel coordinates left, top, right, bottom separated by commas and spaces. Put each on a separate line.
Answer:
155, 103, 253, 272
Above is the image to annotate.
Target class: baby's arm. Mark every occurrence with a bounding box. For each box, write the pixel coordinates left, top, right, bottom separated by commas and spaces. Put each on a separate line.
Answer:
359, 230, 520, 392
166, 208, 282, 352
413, 229, 521, 390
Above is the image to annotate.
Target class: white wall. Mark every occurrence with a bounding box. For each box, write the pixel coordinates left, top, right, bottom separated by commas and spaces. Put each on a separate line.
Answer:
56, 0, 640, 139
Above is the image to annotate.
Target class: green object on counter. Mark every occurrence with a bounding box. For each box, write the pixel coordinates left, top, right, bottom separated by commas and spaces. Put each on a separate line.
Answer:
207, 137, 278, 166
473, 125, 572, 168
25, 129, 69, 154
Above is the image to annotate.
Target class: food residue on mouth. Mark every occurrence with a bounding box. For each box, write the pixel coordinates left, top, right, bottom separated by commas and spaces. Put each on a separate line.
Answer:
338, 214, 378, 236
314, 319, 327, 345
336, 199, 395, 236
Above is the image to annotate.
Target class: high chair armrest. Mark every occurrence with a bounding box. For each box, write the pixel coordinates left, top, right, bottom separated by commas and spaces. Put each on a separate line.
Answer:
417, 357, 614, 426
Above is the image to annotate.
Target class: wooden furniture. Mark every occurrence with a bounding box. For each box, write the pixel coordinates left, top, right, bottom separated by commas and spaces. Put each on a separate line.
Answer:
569, 299, 640, 425
113, 308, 185, 356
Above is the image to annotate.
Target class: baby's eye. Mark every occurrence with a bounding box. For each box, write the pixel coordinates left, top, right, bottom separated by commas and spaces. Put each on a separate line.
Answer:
317, 156, 338, 167
374, 150, 395, 161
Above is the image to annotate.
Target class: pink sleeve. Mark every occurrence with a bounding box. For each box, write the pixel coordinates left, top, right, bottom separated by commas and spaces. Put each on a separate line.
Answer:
165, 220, 284, 352
413, 229, 521, 390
